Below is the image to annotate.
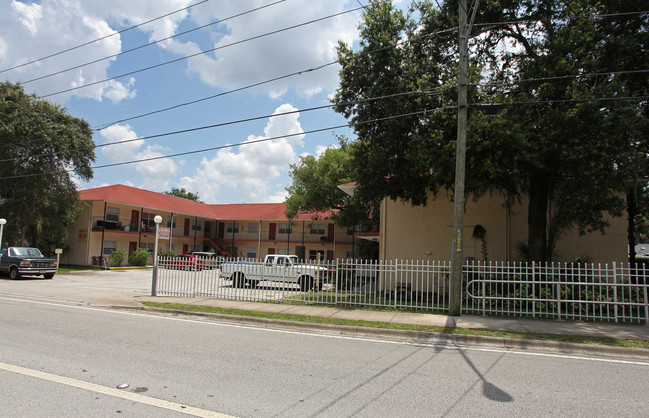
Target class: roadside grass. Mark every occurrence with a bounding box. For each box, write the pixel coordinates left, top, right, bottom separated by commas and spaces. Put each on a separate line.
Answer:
141, 301, 649, 349
58, 265, 104, 273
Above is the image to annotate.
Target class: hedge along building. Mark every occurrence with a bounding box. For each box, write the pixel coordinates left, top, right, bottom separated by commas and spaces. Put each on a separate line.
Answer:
64, 184, 354, 266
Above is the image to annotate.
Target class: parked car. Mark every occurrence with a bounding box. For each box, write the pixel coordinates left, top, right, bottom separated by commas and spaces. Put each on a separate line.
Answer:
0, 247, 58, 280
192, 252, 227, 269
163, 254, 205, 271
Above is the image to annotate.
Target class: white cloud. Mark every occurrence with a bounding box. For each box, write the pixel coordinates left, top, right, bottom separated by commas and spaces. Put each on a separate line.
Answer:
315, 143, 338, 157
0, 0, 133, 103
165, 0, 360, 98
180, 103, 304, 203
1, 1, 361, 102
99, 123, 178, 191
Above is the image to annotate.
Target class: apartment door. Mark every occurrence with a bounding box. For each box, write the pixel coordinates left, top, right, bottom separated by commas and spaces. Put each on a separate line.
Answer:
269, 223, 276, 241
184, 218, 190, 236
218, 222, 225, 239
130, 210, 139, 231
129, 242, 137, 254
328, 224, 335, 241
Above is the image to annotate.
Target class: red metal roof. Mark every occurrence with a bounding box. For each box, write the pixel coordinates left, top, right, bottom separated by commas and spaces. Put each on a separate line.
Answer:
78, 184, 333, 221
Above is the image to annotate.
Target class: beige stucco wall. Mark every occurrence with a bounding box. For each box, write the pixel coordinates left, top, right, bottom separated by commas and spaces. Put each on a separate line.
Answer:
380, 191, 628, 264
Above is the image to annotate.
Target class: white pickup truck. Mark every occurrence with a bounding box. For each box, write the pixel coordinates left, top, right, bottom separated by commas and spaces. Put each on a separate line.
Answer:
220, 254, 329, 291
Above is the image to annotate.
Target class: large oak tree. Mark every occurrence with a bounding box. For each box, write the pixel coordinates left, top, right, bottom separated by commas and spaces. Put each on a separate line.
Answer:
333, 0, 649, 262
0, 82, 95, 254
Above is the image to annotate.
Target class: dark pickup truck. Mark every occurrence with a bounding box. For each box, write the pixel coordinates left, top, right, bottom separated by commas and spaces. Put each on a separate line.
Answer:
0, 247, 58, 280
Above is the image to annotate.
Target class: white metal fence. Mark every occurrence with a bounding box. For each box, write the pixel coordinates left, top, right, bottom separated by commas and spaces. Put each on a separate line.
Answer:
154, 257, 649, 324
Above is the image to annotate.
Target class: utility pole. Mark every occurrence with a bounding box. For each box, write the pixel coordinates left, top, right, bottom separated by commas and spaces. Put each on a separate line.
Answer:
450, 0, 468, 316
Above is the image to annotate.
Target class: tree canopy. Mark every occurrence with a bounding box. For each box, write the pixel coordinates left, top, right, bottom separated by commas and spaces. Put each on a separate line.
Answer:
333, 0, 649, 262
0, 81, 95, 254
164, 187, 202, 202
284, 138, 379, 228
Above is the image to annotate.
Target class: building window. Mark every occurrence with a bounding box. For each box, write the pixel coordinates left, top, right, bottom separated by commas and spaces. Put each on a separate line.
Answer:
247, 247, 257, 258
226, 246, 238, 256
309, 250, 325, 260
248, 223, 258, 234
139, 243, 155, 253
103, 241, 116, 256
346, 251, 354, 260
106, 207, 119, 222
310, 224, 325, 235
141, 212, 158, 228
279, 223, 292, 235
192, 219, 202, 231
226, 223, 239, 233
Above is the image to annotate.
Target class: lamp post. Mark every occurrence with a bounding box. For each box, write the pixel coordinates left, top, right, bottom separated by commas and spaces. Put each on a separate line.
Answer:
151, 215, 163, 296
0, 218, 6, 250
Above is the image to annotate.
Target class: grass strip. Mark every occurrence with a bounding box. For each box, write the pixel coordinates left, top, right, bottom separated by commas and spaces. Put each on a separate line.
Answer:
141, 302, 649, 349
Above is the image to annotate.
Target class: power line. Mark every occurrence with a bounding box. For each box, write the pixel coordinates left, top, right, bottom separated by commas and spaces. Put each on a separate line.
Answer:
87, 8, 649, 131
2, 89, 645, 172
0, 89, 442, 164
37, 6, 365, 99
0, 107, 452, 180
0, 0, 211, 75
19, 0, 286, 86
92, 26, 460, 130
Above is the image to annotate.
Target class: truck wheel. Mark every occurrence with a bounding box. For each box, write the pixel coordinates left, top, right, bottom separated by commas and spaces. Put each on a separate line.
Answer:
9, 267, 20, 280
43, 273, 55, 280
247, 279, 259, 289
299, 276, 313, 292
232, 272, 244, 288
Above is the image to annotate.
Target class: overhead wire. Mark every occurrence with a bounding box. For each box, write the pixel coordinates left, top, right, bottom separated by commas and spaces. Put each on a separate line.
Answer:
0, 88, 447, 164
0, 0, 211, 74
87, 8, 649, 131
92, 25, 459, 130
37, 5, 365, 99
19, 0, 287, 86
0, 106, 456, 180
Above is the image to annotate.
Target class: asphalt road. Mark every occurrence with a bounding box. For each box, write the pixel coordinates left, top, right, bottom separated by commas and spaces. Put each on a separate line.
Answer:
1, 295, 648, 417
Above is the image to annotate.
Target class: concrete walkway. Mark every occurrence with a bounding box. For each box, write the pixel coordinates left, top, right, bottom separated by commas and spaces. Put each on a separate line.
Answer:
1, 270, 648, 343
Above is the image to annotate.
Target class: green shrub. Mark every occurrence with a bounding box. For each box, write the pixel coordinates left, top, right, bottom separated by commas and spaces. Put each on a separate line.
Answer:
129, 249, 151, 266
158, 249, 175, 258
110, 249, 127, 267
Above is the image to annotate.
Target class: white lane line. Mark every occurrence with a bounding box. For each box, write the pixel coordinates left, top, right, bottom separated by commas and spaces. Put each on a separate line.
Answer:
2, 295, 649, 367
0, 361, 233, 418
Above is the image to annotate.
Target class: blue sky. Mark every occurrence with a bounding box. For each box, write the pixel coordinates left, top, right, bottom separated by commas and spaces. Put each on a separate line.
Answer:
0, 0, 405, 204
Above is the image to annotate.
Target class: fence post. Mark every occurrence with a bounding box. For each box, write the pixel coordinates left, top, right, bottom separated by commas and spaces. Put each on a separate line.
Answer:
532, 261, 536, 319
556, 262, 562, 320
642, 265, 649, 326
613, 262, 618, 323
481, 261, 486, 316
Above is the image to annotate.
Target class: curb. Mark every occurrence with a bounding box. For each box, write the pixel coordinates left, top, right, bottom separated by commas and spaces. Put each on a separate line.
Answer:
119, 305, 649, 360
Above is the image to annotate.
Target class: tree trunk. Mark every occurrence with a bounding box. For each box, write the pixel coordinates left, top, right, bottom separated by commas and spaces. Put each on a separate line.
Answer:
527, 173, 549, 262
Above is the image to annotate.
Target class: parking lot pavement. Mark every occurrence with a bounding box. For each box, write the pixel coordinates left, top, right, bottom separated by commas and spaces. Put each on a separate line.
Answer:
0, 268, 153, 306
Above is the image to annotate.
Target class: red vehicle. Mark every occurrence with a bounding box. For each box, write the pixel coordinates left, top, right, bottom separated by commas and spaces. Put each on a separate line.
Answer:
163, 254, 205, 271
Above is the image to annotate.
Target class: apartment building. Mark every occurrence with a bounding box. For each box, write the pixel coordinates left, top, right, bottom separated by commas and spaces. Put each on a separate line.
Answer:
64, 184, 356, 266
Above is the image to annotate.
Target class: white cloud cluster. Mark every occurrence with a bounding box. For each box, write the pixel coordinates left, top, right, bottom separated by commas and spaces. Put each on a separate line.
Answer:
159, 0, 360, 98
99, 124, 179, 191
0, 0, 360, 103
0, 0, 136, 103
179, 103, 304, 203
